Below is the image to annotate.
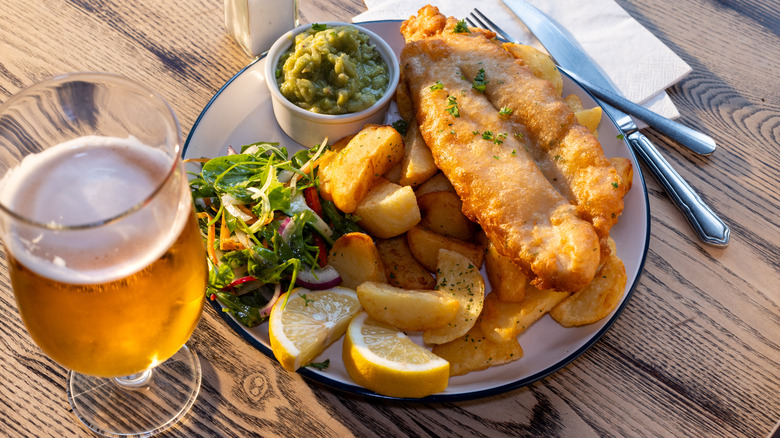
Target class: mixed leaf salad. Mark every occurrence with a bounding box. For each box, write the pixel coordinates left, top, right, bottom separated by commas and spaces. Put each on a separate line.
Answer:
187, 141, 362, 327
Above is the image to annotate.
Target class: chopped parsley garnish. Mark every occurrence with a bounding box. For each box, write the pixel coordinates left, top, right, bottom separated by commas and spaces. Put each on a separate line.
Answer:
305, 359, 330, 370
392, 118, 409, 136
499, 107, 513, 116
481, 131, 507, 144
446, 95, 460, 117
430, 81, 444, 91
299, 293, 313, 306
472, 68, 488, 93
311, 23, 327, 31
453, 20, 471, 34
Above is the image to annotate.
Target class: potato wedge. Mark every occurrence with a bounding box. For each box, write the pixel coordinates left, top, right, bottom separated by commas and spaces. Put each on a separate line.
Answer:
417, 190, 476, 241
575, 107, 603, 136
328, 232, 386, 289
398, 122, 439, 187
484, 239, 528, 303
423, 249, 485, 345
414, 172, 455, 198
550, 250, 627, 327
407, 226, 484, 272
354, 177, 421, 239
376, 236, 435, 290
480, 286, 570, 344
356, 281, 459, 331
315, 134, 354, 173
319, 125, 404, 213
432, 321, 523, 376
503, 43, 563, 96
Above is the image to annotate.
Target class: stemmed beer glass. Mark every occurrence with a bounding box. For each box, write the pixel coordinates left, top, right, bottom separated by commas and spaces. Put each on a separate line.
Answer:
0, 73, 207, 436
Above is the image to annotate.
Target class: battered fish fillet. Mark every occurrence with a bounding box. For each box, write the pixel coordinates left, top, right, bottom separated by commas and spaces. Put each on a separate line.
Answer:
401, 6, 625, 238
401, 38, 601, 293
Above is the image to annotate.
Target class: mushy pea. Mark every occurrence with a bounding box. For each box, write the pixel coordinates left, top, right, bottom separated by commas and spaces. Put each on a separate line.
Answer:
275, 24, 389, 115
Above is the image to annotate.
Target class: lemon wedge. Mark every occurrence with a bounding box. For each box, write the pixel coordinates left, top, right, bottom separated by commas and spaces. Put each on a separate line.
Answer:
269, 286, 361, 372
343, 311, 450, 398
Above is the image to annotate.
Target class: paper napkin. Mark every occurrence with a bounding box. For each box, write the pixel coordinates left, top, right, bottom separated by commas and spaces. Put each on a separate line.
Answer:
354, 0, 692, 124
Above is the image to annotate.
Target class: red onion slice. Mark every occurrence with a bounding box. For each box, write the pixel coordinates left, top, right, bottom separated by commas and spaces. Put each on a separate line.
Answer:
295, 265, 342, 290
259, 283, 282, 317
279, 217, 294, 242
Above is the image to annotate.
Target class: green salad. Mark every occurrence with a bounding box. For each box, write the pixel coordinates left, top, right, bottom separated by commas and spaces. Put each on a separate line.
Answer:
188, 141, 362, 327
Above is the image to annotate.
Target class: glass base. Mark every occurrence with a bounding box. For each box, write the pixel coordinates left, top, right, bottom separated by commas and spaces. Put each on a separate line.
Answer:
67, 344, 201, 437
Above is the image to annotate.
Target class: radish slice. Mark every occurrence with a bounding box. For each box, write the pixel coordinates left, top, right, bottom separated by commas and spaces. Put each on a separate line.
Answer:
295, 265, 342, 290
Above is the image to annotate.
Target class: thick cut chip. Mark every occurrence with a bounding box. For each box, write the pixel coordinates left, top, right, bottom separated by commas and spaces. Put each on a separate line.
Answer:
376, 236, 435, 289
423, 249, 485, 344
328, 232, 386, 289
550, 250, 627, 327
417, 190, 476, 241
385, 121, 439, 188
432, 321, 523, 376
414, 172, 456, 198
318, 124, 404, 213
354, 177, 421, 239
484, 239, 528, 303
407, 226, 484, 272
575, 107, 603, 137
356, 281, 459, 331
479, 286, 570, 344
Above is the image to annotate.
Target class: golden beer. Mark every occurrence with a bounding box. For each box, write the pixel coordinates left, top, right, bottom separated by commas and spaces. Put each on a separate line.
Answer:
1, 136, 206, 377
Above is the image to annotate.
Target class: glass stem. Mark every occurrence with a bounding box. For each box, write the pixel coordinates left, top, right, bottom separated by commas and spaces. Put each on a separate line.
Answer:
114, 369, 153, 389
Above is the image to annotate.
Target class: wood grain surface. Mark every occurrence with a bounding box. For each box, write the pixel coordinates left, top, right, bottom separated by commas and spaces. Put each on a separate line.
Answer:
0, 0, 777, 437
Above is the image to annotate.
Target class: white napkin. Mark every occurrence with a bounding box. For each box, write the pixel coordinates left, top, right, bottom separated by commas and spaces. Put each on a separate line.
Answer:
353, 0, 692, 125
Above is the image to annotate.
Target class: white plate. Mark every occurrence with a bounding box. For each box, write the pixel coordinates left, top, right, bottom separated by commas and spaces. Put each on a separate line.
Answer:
183, 20, 649, 401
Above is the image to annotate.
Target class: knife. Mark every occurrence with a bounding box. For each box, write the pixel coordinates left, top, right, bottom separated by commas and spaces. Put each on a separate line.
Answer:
501, 0, 730, 247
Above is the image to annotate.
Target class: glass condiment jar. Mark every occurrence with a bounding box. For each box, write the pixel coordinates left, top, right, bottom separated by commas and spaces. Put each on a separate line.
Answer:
224, 0, 299, 57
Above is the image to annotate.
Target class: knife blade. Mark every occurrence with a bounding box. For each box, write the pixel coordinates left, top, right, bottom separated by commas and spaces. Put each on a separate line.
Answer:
501, 0, 729, 247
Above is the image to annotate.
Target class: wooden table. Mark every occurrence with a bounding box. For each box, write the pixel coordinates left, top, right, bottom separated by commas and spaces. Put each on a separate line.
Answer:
1, 1, 777, 437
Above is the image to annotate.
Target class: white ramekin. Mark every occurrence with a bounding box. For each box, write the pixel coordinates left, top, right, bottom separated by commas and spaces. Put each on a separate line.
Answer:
265, 22, 400, 147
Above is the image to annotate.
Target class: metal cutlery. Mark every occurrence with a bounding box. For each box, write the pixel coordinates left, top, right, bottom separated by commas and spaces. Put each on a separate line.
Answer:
468, 5, 729, 247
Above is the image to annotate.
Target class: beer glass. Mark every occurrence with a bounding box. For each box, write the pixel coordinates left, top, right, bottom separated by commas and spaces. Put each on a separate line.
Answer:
0, 73, 207, 436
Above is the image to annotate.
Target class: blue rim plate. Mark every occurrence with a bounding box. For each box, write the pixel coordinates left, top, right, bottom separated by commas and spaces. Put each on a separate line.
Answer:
183, 20, 649, 402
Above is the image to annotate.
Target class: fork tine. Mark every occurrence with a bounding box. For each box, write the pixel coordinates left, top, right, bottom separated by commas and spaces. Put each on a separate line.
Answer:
465, 13, 484, 30
471, 8, 517, 43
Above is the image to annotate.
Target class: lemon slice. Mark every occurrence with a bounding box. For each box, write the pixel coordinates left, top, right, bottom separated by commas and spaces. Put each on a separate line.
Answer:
343, 311, 450, 398
269, 286, 361, 371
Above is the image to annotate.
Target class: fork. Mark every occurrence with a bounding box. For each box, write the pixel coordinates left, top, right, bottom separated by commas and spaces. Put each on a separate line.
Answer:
466, 9, 717, 156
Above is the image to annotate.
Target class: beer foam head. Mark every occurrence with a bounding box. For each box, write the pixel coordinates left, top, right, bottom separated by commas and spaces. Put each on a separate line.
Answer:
0, 135, 191, 284
0, 135, 173, 225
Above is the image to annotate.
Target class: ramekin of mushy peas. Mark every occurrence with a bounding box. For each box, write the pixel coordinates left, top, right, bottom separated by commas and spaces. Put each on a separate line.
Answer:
265, 22, 399, 146
276, 24, 389, 115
